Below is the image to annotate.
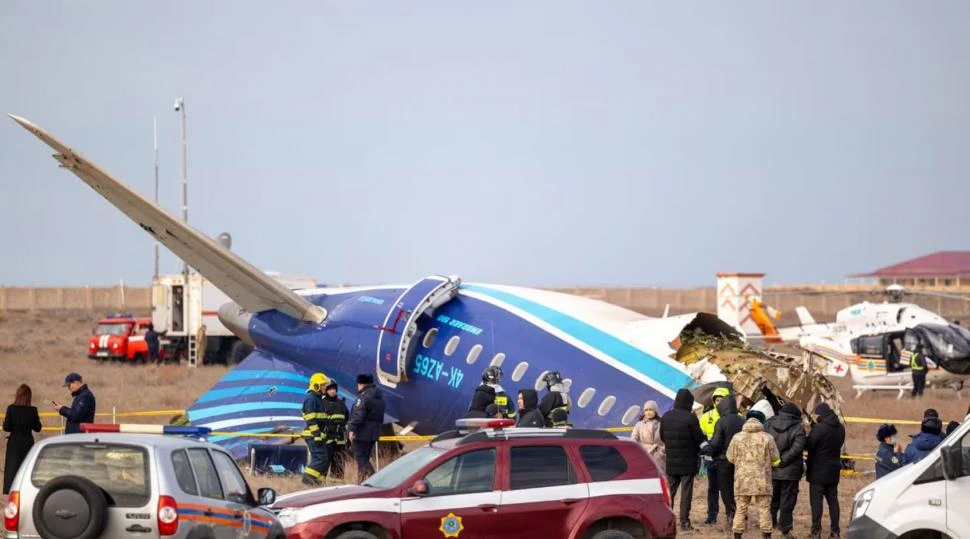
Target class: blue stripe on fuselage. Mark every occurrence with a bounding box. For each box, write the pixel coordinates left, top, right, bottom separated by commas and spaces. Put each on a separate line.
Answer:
460, 284, 692, 390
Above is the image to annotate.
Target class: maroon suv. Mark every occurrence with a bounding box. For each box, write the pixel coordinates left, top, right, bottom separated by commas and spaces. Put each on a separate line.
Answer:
272, 419, 676, 539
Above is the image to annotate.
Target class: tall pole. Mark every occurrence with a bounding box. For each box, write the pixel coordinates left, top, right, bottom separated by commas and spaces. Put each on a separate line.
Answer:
177, 97, 188, 268
153, 116, 160, 279
175, 97, 189, 350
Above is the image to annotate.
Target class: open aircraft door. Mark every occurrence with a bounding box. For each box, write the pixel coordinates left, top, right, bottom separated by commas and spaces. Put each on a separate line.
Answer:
376, 275, 461, 387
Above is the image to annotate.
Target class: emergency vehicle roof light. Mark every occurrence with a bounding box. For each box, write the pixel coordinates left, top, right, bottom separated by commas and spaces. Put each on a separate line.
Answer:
454, 418, 515, 430
80, 423, 211, 436
104, 312, 134, 319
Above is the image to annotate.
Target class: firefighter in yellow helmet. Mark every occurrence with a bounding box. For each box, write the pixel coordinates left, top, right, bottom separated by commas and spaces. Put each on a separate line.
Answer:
302, 372, 330, 485
700, 386, 732, 525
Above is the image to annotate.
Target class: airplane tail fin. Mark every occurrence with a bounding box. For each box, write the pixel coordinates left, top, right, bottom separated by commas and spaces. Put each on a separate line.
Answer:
186, 350, 310, 458
9, 115, 325, 324
185, 349, 359, 458
795, 307, 816, 326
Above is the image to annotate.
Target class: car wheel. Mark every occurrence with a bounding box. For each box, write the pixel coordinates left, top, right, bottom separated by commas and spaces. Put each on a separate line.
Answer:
32, 475, 108, 539
590, 531, 636, 539
334, 530, 382, 539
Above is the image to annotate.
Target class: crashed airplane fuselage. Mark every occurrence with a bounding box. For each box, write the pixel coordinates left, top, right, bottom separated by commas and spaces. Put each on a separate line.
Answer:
10, 114, 844, 456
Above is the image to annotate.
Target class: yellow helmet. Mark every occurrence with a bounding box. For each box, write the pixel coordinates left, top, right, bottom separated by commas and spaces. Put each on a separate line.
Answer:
712, 387, 731, 398
309, 373, 329, 391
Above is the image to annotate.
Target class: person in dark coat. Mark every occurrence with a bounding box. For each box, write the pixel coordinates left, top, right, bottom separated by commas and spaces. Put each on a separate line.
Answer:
705, 394, 745, 526
301, 373, 329, 486
52, 373, 96, 434
515, 389, 546, 428
659, 388, 705, 531
321, 381, 350, 480
874, 424, 906, 479
904, 416, 944, 464
806, 402, 845, 539
766, 402, 807, 537
465, 382, 496, 419
347, 374, 385, 484
145, 323, 166, 364
538, 371, 569, 426
4, 384, 42, 494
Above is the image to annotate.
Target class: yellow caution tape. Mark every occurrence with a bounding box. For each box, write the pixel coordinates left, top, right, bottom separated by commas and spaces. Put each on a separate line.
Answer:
24, 409, 927, 445
841, 454, 876, 462
32, 410, 185, 419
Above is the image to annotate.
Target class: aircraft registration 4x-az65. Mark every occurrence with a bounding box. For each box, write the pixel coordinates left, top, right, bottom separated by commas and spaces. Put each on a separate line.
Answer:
10, 114, 842, 457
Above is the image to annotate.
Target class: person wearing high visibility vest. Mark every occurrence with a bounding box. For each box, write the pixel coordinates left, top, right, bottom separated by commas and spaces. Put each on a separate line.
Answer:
699, 386, 731, 525
302, 373, 330, 486
910, 346, 928, 398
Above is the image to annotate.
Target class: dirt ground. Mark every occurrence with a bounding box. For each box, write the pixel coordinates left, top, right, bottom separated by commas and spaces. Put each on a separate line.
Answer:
1, 309, 967, 537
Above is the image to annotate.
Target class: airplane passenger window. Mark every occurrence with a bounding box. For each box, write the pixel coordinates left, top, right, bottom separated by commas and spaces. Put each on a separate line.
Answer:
490, 353, 506, 368
598, 396, 616, 416
533, 371, 550, 391
562, 378, 573, 392
422, 328, 438, 348
577, 388, 596, 408
621, 405, 640, 426
511, 361, 529, 382
466, 344, 483, 365
444, 336, 460, 356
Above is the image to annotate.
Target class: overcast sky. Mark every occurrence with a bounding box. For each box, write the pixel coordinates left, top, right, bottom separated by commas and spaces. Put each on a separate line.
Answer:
2, 1, 968, 288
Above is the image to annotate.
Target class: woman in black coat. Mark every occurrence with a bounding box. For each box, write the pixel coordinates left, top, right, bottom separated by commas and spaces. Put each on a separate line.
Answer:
3, 384, 42, 494
806, 402, 845, 538
659, 388, 705, 529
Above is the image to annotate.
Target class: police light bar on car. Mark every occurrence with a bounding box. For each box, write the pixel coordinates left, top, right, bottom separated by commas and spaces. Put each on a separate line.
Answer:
80, 423, 211, 436
453, 418, 516, 430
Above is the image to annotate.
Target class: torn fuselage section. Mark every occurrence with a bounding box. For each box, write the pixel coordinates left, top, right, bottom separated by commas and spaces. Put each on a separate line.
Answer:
671, 317, 844, 421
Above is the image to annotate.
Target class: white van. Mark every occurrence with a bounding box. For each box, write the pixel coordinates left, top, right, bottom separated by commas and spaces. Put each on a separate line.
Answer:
848, 415, 970, 538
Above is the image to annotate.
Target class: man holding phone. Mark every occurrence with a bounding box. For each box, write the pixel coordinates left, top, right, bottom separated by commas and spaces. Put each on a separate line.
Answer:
50, 372, 96, 434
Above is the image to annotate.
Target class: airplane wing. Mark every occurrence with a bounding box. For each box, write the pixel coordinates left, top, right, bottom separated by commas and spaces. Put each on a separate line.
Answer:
9, 115, 326, 324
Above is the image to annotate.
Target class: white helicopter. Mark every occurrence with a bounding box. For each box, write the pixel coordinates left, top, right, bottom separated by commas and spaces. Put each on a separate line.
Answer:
750, 285, 970, 399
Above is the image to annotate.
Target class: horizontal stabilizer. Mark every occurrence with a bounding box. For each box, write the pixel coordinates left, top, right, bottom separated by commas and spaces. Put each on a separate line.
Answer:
9, 114, 325, 324
795, 306, 816, 326
186, 350, 350, 458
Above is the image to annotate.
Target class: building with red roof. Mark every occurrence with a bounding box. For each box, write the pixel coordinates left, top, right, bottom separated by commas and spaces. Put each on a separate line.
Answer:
850, 251, 970, 287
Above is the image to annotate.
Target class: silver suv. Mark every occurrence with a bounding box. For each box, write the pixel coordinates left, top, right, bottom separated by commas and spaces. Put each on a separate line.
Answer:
3, 433, 285, 539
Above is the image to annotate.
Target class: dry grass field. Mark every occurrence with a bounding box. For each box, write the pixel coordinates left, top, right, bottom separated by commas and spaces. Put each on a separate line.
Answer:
1, 309, 967, 537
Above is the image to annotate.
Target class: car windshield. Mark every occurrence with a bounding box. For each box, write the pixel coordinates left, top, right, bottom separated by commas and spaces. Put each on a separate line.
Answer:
362, 446, 446, 489
32, 443, 150, 507
95, 323, 130, 336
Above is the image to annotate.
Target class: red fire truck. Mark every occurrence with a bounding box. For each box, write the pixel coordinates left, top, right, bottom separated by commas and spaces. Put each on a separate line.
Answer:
87, 314, 157, 363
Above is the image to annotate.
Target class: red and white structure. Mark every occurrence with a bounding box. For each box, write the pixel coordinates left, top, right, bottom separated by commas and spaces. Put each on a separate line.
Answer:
716, 272, 765, 337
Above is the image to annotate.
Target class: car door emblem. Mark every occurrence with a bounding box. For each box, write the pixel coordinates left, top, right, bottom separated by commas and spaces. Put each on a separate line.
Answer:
439, 513, 464, 537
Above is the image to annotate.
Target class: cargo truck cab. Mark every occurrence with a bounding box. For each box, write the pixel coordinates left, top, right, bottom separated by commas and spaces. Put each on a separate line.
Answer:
87, 314, 153, 362
848, 414, 970, 538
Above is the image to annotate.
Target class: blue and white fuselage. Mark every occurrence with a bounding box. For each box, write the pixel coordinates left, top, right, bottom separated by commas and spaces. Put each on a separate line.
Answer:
193, 279, 732, 456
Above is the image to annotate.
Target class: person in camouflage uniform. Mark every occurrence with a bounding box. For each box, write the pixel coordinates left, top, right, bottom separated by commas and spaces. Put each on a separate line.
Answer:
727, 416, 780, 539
